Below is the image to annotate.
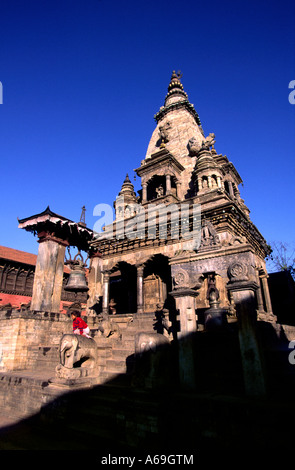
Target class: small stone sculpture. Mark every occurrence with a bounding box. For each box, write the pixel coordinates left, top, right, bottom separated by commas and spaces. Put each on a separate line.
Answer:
158, 121, 171, 148
97, 313, 121, 338
201, 133, 216, 150
187, 136, 200, 156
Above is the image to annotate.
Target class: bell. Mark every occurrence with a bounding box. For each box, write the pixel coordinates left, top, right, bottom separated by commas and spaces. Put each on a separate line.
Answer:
64, 265, 89, 292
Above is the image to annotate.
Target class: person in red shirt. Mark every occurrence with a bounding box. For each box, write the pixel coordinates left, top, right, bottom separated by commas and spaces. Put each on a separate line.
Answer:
71, 311, 91, 338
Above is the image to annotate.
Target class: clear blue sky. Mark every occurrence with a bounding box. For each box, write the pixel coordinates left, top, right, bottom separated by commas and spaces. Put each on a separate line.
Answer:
0, 0, 294, 258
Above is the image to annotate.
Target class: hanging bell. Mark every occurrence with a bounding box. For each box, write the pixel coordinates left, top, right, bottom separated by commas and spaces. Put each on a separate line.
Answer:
64, 264, 89, 292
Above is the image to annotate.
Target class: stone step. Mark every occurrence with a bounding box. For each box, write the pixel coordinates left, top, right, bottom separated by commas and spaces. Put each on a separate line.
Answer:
28, 346, 60, 370
121, 338, 135, 349
98, 371, 132, 385
112, 348, 134, 359
106, 359, 128, 373
127, 321, 156, 330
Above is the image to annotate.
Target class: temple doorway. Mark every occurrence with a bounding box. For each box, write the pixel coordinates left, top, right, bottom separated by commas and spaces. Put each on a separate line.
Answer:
143, 254, 172, 313
109, 262, 137, 314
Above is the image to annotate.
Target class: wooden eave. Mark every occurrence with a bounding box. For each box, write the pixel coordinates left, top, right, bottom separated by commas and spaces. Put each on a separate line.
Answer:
18, 206, 93, 252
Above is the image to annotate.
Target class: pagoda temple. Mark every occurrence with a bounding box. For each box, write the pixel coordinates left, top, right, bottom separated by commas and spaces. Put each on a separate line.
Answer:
88, 71, 274, 330
1, 72, 295, 450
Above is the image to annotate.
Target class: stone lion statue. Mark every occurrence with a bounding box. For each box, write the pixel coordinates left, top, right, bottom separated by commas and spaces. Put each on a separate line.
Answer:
97, 313, 121, 339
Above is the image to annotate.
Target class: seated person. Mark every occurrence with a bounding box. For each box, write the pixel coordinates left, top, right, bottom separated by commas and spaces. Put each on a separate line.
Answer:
71, 310, 91, 338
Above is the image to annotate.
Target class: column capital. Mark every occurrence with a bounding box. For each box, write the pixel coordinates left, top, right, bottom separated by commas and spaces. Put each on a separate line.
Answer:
170, 287, 199, 299
102, 270, 111, 280
37, 231, 69, 247
89, 251, 102, 259
136, 264, 145, 276
227, 280, 259, 293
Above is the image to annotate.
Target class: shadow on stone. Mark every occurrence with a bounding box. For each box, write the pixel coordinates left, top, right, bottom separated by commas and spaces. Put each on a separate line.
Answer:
1, 321, 295, 452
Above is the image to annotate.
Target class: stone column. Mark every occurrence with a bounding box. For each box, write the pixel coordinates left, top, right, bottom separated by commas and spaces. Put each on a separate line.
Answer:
170, 267, 200, 390
136, 264, 144, 315
227, 262, 266, 396
86, 253, 102, 315
197, 176, 202, 194
102, 270, 110, 315
31, 232, 68, 313
166, 174, 171, 194
170, 287, 199, 391
256, 285, 266, 316
228, 181, 235, 198
142, 183, 147, 203
176, 181, 181, 198
260, 274, 273, 316
255, 274, 265, 314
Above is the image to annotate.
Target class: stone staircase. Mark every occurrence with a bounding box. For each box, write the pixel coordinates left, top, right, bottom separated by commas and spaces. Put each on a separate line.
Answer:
98, 312, 157, 384
28, 345, 60, 373
14, 312, 158, 386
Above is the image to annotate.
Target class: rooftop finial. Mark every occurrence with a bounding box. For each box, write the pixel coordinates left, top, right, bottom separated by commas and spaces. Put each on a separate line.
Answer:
172, 70, 182, 80
123, 174, 131, 183
164, 70, 187, 106
79, 205, 86, 227
168, 70, 183, 90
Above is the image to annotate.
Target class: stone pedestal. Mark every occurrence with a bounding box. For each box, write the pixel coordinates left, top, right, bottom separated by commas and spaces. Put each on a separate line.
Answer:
227, 279, 266, 396
170, 287, 199, 390
171, 288, 198, 338
31, 233, 68, 313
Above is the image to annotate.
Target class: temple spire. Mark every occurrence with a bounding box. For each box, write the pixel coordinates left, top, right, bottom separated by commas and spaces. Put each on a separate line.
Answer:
153, 71, 202, 129
114, 174, 138, 220
165, 70, 188, 106
123, 173, 131, 184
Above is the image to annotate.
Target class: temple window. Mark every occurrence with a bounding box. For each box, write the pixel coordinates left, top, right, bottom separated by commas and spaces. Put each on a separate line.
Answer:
147, 175, 166, 201
211, 175, 218, 188
202, 176, 209, 189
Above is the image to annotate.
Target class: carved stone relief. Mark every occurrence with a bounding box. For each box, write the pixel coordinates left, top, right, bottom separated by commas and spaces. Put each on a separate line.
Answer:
227, 262, 249, 282
172, 268, 190, 289
200, 218, 220, 248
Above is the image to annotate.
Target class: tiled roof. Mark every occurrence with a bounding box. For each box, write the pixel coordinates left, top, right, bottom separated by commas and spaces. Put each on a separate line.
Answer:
0, 245, 37, 266
0, 245, 71, 273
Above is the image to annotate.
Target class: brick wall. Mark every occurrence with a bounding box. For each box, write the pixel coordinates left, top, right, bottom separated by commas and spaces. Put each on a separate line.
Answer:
0, 310, 72, 372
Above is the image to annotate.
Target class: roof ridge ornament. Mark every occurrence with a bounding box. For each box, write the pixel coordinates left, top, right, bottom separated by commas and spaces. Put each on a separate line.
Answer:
79, 205, 86, 227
